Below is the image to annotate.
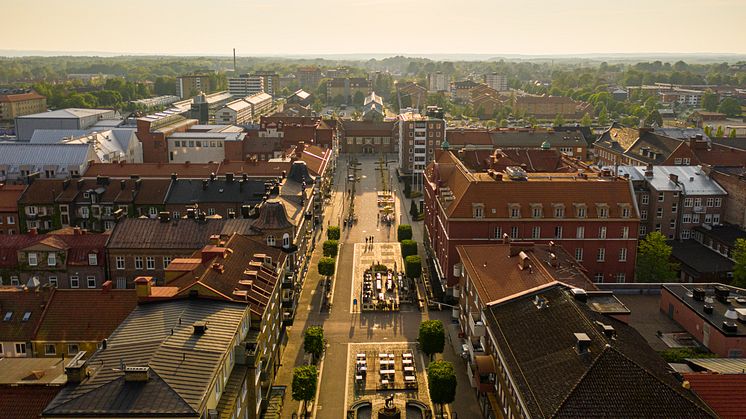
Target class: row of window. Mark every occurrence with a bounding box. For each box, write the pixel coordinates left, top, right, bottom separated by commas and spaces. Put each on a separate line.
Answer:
492, 225, 630, 240
474, 204, 628, 219
573, 247, 628, 263
592, 272, 627, 283
115, 256, 172, 270
0, 215, 15, 225
1, 275, 97, 288
172, 140, 224, 148
641, 194, 722, 208
0, 342, 81, 356
27, 252, 98, 267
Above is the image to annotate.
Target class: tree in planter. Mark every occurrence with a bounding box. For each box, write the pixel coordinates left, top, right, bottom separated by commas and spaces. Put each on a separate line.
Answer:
405, 255, 422, 279
410, 200, 420, 219
318, 257, 335, 278
322, 240, 339, 257
292, 365, 318, 418
303, 326, 325, 362
327, 226, 340, 240
400, 239, 418, 258
427, 360, 456, 417
397, 224, 413, 242
636, 231, 678, 282
418, 320, 445, 360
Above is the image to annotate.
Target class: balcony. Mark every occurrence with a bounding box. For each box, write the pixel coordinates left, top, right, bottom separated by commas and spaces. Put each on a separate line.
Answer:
469, 312, 486, 337
466, 337, 486, 362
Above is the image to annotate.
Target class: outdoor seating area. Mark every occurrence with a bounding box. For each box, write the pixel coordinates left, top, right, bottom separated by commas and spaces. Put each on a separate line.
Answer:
361, 268, 402, 311
353, 349, 419, 392
378, 191, 395, 225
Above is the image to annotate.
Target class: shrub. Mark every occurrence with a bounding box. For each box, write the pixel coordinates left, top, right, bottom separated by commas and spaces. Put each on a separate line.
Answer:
401, 240, 418, 258
327, 226, 340, 240
405, 255, 422, 278
322, 240, 339, 257
397, 224, 413, 241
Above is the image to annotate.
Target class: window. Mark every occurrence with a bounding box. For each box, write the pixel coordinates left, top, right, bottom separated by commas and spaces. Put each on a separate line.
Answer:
597, 248, 605, 262
531, 206, 542, 218
88, 253, 98, 266
87, 276, 96, 288
282, 234, 290, 248
10, 276, 19, 286
655, 223, 662, 232
575, 248, 583, 262
597, 207, 609, 218
674, 158, 682, 165
639, 225, 647, 236
215, 374, 222, 398
704, 214, 713, 224
670, 219, 676, 229
510, 226, 519, 239
48, 253, 56, 266
713, 214, 720, 224
510, 207, 520, 218
28, 252, 38, 266
599, 226, 607, 239
3, 312, 12, 321
554, 206, 564, 218
208, 208, 216, 216
671, 203, 678, 213
531, 226, 541, 239
615, 273, 626, 283
621, 226, 629, 239
576, 226, 584, 239
68, 344, 79, 354
684, 197, 693, 207
621, 207, 630, 218
15, 343, 26, 355
692, 214, 700, 223
473, 204, 484, 219
21, 311, 31, 322
619, 248, 627, 262
694, 198, 702, 207
492, 227, 502, 239
706, 198, 714, 207
48, 276, 57, 287
267, 235, 276, 246
681, 229, 691, 239
554, 226, 563, 239
715, 198, 722, 207
7, 216, 15, 225
116, 256, 125, 270
641, 194, 649, 205
134, 257, 143, 270
577, 207, 586, 218
70, 276, 79, 288
163, 256, 172, 268
656, 207, 663, 218
146, 256, 155, 270
658, 193, 664, 202
641, 210, 648, 220
45, 344, 56, 355
116, 277, 126, 289
593, 273, 604, 283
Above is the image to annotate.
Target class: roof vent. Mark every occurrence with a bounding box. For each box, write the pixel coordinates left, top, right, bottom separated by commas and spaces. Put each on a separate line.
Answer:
533, 295, 549, 310
723, 321, 738, 334
193, 321, 208, 335
602, 324, 616, 339
715, 286, 730, 303
703, 304, 714, 314
692, 288, 706, 302
574, 333, 591, 354
123, 366, 150, 382
724, 309, 739, 320
570, 288, 587, 303
518, 251, 530, 270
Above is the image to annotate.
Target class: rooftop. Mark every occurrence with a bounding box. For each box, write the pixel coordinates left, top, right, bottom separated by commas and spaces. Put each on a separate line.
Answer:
0, 183, 26, 212
0, 143, 92, 168
16, 108, 114, 120
669, 240, 735, 276
683, 373, 746, 419
613, 165, 727, 195
0, 357, 66, 385
663, 283, 746, 337
107, 218, 247, 250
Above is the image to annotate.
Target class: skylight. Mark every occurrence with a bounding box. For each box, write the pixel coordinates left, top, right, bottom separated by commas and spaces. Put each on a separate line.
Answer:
22, 312, 31, 322
3, 312, 12, 321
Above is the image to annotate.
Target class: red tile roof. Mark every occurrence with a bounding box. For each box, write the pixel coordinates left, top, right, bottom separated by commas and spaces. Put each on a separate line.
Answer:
0, 91, 45, 103
446, 130, 493, 146
0, 232, 108, 268
0, 287, 52, 341
684, 373, 746, 419
83, 161, 291, 179
0, 184, 26, 212
33, 289, 137, 342
0, 385, 61, 419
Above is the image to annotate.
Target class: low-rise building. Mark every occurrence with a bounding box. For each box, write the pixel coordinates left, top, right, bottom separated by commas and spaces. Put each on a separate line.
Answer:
661, 283, 746, 357
0, 287, 48, 357
326, 77, 370, 103
0, 143, 96, 183
287, 89, 312, 107
15, 108, 117, 142
340, 120, 395, 154
362, 92, 384, 122
0, 357, 65, 419
0, 184, 24, 235
167, 131, 245, 163
29, 128, 143, 163
512, 94, 591, 119
0, 89, 46, 122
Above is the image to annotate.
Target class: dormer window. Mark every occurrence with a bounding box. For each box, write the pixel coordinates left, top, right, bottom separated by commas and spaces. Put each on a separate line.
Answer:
508, 204, 521, 218
530, 204, 543, 219
48, 253, 56, 266
28, 252, 38, 266
619, 204, 631, 218
472, 204, 484, 219
88, 253, 98, 266
267, 235, 276, 246
3, 312, 12, 321
596, 205, 609, 219
574, 203, 587, 218
553, 204, 565, 218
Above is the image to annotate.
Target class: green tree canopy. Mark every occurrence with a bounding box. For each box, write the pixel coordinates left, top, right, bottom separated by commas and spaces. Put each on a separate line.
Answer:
405, 255, 422, 279
636, 231, 678, 282
731, 239, 746, 288
552, 113, 565, 127
410, 200, 420, 218
580, 113, 592, 127
292, 365, 318, 417
644, 109, 663, 127
597, 105, 609, 127
715, 125, 725, 138
322, 240, 339, 258
702, 90, 719, 112
427, 360, 457, 415
729, 129, 738, 139
303, 326, 325, 361
327, 226, 340, 240
718, 97, 742, 117
400, 240, 418, 258
418, 320, 445, 360
317, 257, 335, 278
397, 224, 413, 241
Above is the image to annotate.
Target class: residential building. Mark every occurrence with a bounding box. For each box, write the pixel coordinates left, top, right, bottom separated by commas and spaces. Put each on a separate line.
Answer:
669, 239, 735, 283
176, 74, 211, 99
396, 82, 428, 110
483, 73, 507, 92
340, 120, 395, 154
106, 217, 253, 288
708, 167, 746, 226
0, 287, 48, 357
512, 94, 591, 119
254, 115, 336, 149
361, 92, 384, 122
684, 372, 746, 419
0, 89, 46, 121
287, 89, 312, 107
14, 108, 117, 142
396, 110, 445, 189
661, 283, 746, 357
164, 176, 270, 218
253, 71, 279, 96
0, 143, 96, 184
445, 127, 588, 159
480, 283, 715, 418
83, 160, 294, 180
29, 128, 143, 163
296, 67, 323, 90
228, 74, 265, 97
0, 229, 108, 289
326, 77, 370, 103
0, 184, 24, 235
450, 80, 483, 103
660, 88, 704, 107
427, 72, 448, 92
424, 151, 639, 290
167, 131, 245, 163
0, 357, 65, 419
612, 165, 727, 240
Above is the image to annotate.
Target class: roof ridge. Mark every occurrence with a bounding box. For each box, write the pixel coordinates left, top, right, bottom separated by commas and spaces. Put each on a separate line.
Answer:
550, 345, 612, 418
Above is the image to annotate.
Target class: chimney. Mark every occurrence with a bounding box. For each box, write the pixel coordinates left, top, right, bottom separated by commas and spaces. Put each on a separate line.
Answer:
502, 233, 510, 244
64, 352, 89, 383
120, 179, 126, 190
134, 276, 153, 298
123, 366, 150, 382
135, 178, 142, 190
101, 280, 112, 292
242, 173, 248, 182
171, 173, 178, 181
518, 251, 530, 270
202, 179, 209, 190
62, 179, 70, 190
575, 333, 591, 354
226, 172, 234, 183
77, 179, 84, 189
644, 163, 654, 178
210, 173, 216, 181
549, 253, 558, 267
669, 173, 678, 183
602, 324, 616, 339
570, 288, 587, 302
73, 227, 82, 235
193, 321, 208, 335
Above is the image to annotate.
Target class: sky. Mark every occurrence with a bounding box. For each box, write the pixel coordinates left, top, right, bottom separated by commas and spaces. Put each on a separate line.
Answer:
3, 0, 746, 56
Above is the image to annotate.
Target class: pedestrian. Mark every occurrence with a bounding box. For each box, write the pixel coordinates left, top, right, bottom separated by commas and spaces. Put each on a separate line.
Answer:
365, 237, 368, 244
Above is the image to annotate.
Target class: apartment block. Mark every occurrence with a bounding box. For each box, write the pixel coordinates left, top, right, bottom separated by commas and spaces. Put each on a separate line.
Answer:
228, 74, 264, 97
395, 110, 445, 187
176, 74, 211, 99
0, 89, 46, 121
483, 73, 508, 92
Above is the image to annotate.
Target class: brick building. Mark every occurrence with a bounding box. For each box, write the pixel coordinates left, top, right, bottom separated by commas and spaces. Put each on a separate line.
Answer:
424, 151, 639, 290
136, 112, 199, 163
512, 94, 591, 119
340, 120, 395, 154
0, 184, 25, 235
709, 166, 746, 227
0, 90, 46, 121
395, 111, 445, 189
326, 77, 370, 103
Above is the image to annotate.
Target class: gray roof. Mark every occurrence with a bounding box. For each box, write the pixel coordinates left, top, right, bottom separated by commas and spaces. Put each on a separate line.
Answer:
0, 143, 91, 167
43, 299, 248, 416
653, 127, 710, 141
29, 130, 90, 143
613, 166, 727, 195
107, 218, 245, 250
488, 129, 587, 148
686, 357, 746, 374
165, 179, 267, 205
16, 108, 114, 119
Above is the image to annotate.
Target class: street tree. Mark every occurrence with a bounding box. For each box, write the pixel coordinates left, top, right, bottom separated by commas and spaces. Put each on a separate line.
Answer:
732, 239, 746, 288
427, 360, 457, 416
729, 129, 738, 139
400, 240, 418, 258
597, 105, 609, 126
397, 224, 413, 241
405, 255, 422, 279
410, 200, 420, 219
702, 90, 719, 112
418, 320, 445, 360
715, 125, 725, 138
317, 257, 335, 278
636, 231, 678, 282
303, 326, 325, 362
292, 365, 318, 418
322, 240, 339, 257
327, 226, 340, 240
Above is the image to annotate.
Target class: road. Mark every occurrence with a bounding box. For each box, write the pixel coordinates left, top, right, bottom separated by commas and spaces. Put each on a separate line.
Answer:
274, 155, 480, 419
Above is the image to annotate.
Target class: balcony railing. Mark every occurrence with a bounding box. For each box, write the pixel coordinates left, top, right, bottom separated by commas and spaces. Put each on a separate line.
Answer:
469, 312, 486, 337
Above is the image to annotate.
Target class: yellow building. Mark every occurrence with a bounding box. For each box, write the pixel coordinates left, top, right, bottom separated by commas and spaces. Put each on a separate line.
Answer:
0, 90, 47, 121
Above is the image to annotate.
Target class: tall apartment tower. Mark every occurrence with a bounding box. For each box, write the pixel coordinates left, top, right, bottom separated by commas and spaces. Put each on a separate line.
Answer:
396, 107, 446, 190
253, 71, 279, 96
176, 75, 211, 99
427, 72, 448, 92
484, 73, 508, 91
228, 74, 265, 97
